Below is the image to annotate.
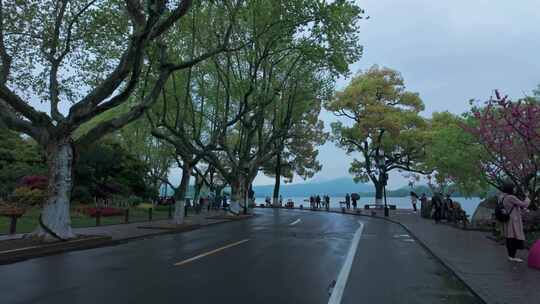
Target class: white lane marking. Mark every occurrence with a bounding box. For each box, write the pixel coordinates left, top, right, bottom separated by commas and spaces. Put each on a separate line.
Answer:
174, 239, 250, 267
393, 234, 410, 238
328, 221, 364, 304
290, 218, 302, 226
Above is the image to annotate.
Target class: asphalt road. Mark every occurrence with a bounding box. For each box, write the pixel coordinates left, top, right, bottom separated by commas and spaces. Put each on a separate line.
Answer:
0, 209, 482, 304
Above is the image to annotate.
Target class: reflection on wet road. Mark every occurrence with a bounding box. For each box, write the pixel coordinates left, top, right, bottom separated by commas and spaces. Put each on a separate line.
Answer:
0, 209, 482, 304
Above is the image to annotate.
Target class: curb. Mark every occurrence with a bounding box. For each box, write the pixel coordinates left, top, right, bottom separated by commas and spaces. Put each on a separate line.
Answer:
276, 207, 489, 304
0, 235, 113, 265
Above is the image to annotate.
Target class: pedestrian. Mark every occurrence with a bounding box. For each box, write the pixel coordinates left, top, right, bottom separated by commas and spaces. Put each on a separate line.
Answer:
279, 195, 283, 207
222, 195, 228, 210
432, 192, 443, 223
351, 195, 357, 210
498, 182, 530, 263
419, 193, 428, 217
410, 191, 418, 212
316, 195, 321, 209
345, 193, 351, 209
443, 194, 454, 221
184, 198, 190, 217
324, 195, 330, 210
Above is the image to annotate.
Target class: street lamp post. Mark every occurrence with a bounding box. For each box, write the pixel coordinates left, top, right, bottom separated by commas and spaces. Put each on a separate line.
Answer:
377, 150, 390, 217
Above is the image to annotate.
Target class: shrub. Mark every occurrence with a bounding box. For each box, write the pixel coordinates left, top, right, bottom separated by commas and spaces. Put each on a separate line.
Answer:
126, 196, 143, 206
10, 187, 46, 206
72, 186, 93, 204
18, 175, 48, 190
524, 210, 540, 232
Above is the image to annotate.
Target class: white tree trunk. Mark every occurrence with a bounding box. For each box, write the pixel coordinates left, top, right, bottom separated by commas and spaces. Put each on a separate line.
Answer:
229, 180, 244, 215
172, 164, 190, 225
31, 140, 76, 241
173, 200, 185, 225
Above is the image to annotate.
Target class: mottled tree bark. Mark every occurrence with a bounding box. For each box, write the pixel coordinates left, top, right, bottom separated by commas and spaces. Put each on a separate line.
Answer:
272, 153, 282, 207
374, 181, 383, 205
173, 163, 191, 224
31, 137, 75, 240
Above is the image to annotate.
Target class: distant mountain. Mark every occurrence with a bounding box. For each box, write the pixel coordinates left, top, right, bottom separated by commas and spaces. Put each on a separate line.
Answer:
253, 177, 373, 197
382, 185, 496, 198
384, 185, 432, 197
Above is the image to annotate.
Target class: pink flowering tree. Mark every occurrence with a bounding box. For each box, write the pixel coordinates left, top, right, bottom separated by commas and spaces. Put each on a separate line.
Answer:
464, 90, 540, 207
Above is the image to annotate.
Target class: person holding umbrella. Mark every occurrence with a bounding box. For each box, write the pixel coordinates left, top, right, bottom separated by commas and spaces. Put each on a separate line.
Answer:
351, 193, 359, 209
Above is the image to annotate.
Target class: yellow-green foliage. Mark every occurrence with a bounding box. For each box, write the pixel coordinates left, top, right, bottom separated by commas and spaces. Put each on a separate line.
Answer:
11, 187, 46, 207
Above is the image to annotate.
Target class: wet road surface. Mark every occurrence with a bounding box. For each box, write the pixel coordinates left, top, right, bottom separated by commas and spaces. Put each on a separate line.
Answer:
0, 209, 482, 304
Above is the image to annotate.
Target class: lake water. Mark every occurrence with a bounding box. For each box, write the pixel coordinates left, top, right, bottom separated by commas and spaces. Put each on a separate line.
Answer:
255, 196, 483, 218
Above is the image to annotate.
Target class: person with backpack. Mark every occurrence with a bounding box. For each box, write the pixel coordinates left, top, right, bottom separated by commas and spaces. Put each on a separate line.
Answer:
496, 182, 531, 263
345, 193, 351, 209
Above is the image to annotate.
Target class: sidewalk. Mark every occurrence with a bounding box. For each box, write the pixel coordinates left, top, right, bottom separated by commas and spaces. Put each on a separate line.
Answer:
0, 209, 233, 242
325, 207, 540, 304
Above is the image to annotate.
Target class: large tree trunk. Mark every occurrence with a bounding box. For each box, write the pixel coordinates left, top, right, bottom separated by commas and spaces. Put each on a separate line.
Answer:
374, 181, 384, 205
272, 153, 281, 207
173, 164, 191, 225
229, 178, 245, 215
193, 175, 204, 211
32, 138, 76, 240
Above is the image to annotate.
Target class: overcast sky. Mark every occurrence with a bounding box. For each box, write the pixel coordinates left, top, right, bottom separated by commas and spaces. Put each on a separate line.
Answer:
253, 0, 540, 188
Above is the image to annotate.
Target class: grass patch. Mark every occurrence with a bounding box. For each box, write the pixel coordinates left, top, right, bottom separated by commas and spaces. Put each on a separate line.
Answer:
0, 205, 171, 235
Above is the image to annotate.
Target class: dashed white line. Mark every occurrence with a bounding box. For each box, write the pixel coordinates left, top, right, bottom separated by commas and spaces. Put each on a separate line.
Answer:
328, 221, 365, 304
290, 218, 302, 226
174, 239, 250, 267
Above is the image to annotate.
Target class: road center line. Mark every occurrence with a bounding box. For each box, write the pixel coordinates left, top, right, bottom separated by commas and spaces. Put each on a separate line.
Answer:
290, 218, 302, 226
328, 221, 364, 304
174, 239, 250, 267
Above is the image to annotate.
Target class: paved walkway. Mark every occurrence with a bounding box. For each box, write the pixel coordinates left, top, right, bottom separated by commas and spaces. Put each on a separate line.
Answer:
328, 207, 540, 304
0, 209, 230, 242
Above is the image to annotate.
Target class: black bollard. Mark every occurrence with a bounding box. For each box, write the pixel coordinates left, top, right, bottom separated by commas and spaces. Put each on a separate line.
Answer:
124, 209, 129, 224
9, 216, 18, 234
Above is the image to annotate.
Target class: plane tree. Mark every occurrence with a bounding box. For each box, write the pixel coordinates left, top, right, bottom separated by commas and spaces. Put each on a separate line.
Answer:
421, 111, 489, 196
326, 65, 431, 204
152, 0, 364, 214
0, 0, 238, 239
262, 79, 329, 206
